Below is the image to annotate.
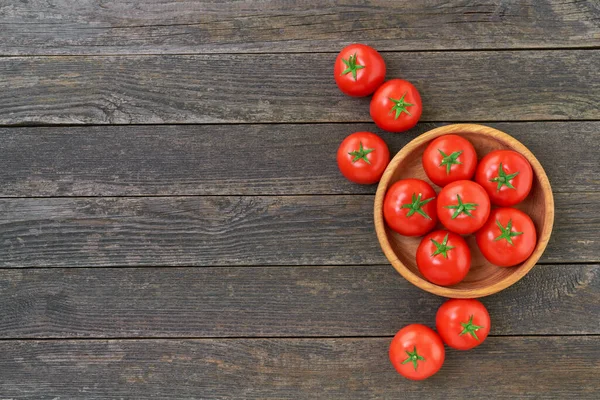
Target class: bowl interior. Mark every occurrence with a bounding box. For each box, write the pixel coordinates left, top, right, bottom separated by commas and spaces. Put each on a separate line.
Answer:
375, 125, 554, 298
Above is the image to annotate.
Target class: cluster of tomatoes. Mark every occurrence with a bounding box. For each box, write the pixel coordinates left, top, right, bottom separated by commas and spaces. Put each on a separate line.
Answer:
384, 139, 536, 380
390, 299, 490, 380
334, 44, 422, 133
334, 44, 539, 380
384, 135, 537, 380
335, 44, 423, 185
386, 135, 537, 284
335, 43, 537, 282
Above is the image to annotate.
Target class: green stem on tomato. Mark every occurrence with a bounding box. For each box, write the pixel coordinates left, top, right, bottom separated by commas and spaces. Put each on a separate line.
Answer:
401, 192, 434, 219
431, 233, 455, 259
347, 141, 374, 164
459, 315, 484, 341
401, 346, 425, 370
490, 162, 519, 191
389, 92, 414, 119
444, 194, 478, 219
494, 219, 523, 245
340, 53, 365, 81
438, 150, 463, 175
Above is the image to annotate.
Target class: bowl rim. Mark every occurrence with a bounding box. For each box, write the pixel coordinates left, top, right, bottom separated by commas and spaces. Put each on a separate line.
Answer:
374, 123, 555, 298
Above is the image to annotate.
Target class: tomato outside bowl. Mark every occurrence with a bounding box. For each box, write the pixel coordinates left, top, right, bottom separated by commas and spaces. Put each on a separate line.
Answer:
374, 124, 554, 298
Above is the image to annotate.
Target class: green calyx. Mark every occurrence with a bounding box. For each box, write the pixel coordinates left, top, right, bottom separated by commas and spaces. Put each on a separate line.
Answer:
431, 233, 455, 259
459, 315, 484, 341
348, 141, 374, 164
401, 346, 425, 371
444, 194, 478, 219
401, 193, 434, 219
438, 149, 463, 175
341, 53, 365, 81
388, 92, 414, 119
494, 219, 523, 245
490, 163, 519, 191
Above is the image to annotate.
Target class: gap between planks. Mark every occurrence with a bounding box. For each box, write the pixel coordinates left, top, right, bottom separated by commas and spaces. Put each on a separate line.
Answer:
1, 46, 600, 59
0, 192, 598, 200
0, 334, 599, 342
0, 261, 597, 270
3, 119, 600, 128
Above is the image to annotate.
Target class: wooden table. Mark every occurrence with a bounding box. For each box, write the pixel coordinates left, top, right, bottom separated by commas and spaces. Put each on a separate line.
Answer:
1, 1, 599, 398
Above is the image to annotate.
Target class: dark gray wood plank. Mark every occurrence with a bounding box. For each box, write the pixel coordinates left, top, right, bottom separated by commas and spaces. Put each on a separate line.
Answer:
1, 122, 598, 196
0, 337, 598, 399
0, 264, 597, 338
1, 0, 599, 55
1, 51, 598, 125
0, 193, 598, 268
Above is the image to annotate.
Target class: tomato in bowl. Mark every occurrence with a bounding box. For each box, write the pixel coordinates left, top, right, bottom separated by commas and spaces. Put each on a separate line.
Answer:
373, 124, 554, 298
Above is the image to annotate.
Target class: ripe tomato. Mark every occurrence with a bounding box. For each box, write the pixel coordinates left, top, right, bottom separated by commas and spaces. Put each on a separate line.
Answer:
389, 324, 445, 380
416, 230, 471, 286
337, 132, 390, 184
383, 179, 437, 236
475, 150, 533, 206
370, 79, 422, 133
476, 207, 537, 267
334, 44, 386, 97
423, 135, 478, 187
437, 180, 490, 235
436, 299, 491, 350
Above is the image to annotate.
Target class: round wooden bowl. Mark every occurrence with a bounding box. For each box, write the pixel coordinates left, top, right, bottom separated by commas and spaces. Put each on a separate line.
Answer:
374, 124, 554, 298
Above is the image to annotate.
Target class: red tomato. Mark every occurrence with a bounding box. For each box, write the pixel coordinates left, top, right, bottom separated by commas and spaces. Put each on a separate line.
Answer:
476, 207, 537, 267
416, 230, 471, 286
337, 132, 389, 184
437, 180, 490, 235
389, 324, 445, 380
423, 135, 478, 187
334, 44, 386, 97
475, 150, 533, 206
383, 179, 437, 236
436, 299, 491, 350
370, 79, 422, 133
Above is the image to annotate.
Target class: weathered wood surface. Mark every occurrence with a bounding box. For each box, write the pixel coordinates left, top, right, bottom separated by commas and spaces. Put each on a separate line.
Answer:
1, 51, 599, 125
1, 1, 599, 397
1, 121, 598, 197
0, 193, 598, 268
0, 264, 597, 339
0, 337, 598, 399
1, 0, 599, 55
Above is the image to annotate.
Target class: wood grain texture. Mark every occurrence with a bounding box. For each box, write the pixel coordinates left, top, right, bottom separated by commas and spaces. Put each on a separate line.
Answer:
1, 51, 599, 125
1, 122, 598, 197
0, 337, 598, 399
0, 264, 598, 338
1, 0, 599, 55
1, 1, 597, 395
0, 193, 598, 268
375, 124, 554, 298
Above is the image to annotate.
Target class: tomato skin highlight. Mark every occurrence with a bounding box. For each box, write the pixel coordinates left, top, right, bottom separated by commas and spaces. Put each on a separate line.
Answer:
423, 135, 478, 187
383, 179, 438, 236
475, 150, 533, 206
436, 299, 491, 350
389, 324, 445, 380
417, 230, 471, 286
334, 44, 386, 97
370, 79, 422, 133
337, 132, 390, 184
476, 207, 537, 267
436, 180, 491, 235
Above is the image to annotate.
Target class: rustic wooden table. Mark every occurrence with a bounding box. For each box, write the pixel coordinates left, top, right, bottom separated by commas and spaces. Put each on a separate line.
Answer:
1, 1, 599, 398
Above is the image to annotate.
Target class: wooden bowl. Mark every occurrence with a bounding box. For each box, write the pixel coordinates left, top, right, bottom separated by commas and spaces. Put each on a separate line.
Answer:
374, 124, 554, 298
